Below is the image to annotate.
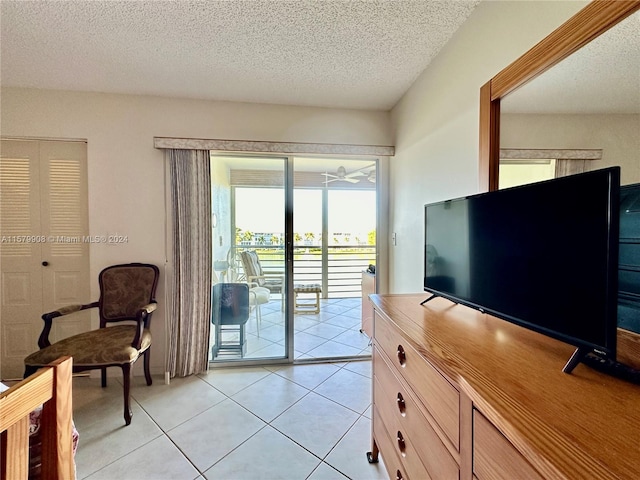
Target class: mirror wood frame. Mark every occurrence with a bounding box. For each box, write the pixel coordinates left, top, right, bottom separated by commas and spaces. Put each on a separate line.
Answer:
479, 0, 640, 192
478, 0, 640, 370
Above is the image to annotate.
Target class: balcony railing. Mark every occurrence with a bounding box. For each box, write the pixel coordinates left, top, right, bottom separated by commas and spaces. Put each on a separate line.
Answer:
234, 244, 375, 298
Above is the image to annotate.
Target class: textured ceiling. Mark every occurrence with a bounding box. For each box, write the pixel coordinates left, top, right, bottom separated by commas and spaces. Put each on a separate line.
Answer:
0, 0, 480, 110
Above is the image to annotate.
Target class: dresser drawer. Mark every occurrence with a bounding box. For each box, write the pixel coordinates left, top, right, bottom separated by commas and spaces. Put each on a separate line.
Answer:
375, 313, 460, 450
374, 348, 459, 479
473, 410, 544, 480
373, 406, 429, 480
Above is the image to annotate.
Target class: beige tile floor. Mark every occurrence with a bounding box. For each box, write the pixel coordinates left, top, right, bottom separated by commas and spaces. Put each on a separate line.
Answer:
72, 360, 388, 479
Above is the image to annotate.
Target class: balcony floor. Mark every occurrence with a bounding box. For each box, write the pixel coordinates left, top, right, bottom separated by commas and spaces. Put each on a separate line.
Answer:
211, 296, 372, 363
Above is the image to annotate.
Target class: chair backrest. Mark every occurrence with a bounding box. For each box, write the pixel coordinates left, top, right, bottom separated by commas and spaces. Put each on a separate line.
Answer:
240, 250, 264, 286
99, 263, 159, 325
211, 283, 250, 326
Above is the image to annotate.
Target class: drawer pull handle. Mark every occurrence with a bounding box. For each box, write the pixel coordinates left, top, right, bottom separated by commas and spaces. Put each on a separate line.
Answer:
396, 392, 406, 416
397, 431, 406, 456
396, 469, 404, 480
397, 345, 406, 366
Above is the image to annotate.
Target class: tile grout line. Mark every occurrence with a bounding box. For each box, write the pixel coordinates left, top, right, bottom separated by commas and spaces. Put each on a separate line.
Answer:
192, 364, 364, 478
78, 355, 372, 479
83, 371, 270, 479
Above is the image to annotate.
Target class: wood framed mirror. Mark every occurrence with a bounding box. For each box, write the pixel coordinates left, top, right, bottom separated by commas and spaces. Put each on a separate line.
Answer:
479, 0, 639, 192
478, 0, 640, 369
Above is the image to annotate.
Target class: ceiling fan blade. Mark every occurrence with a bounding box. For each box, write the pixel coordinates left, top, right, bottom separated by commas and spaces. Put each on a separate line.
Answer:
344, 163, 376, 178
322, 164, 375, 184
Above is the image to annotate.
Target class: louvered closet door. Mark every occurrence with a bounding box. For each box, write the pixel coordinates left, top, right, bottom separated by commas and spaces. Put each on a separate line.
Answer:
0, 140, 43, 379
0, 139, 90, 379
39, 141, 90, 345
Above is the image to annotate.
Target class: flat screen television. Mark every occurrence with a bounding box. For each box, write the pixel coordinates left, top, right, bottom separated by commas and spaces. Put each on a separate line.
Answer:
424, 167, 620, 373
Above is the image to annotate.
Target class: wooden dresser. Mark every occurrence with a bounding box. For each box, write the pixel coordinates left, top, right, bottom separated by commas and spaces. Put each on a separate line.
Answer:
368, 293, 640, 480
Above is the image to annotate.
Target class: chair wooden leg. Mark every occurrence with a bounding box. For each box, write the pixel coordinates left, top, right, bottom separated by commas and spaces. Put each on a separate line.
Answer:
101, 367, 107, 388
143, 349, 153, 386
122, 363, 132, 425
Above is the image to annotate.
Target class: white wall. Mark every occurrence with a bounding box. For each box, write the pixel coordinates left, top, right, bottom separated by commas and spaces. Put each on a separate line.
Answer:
1, 88, 391, 374
502, 113, 640, 185
388, 0, 588, 294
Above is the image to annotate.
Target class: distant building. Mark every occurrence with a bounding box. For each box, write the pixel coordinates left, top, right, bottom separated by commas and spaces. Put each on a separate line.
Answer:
238, 231, 371, 246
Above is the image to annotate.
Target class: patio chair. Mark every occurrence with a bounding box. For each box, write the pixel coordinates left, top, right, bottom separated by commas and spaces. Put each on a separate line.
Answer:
249, 286, 270, 336
24, 263, 159, 426
239, 250, 285, 311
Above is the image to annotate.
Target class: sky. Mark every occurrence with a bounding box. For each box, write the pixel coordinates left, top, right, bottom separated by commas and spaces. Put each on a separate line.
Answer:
235, 188, 376, 235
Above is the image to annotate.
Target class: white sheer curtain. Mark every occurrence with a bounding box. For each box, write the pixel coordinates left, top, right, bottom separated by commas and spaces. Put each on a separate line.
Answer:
167, 149, 212, 377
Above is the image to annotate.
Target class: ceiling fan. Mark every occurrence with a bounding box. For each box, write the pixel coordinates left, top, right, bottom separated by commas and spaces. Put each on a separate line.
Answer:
322, 164, 375, 184
322, 165, 364, 183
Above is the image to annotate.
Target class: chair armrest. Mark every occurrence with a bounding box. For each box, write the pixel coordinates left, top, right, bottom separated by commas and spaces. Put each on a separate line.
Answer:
39, 302, 99, 348
140, 303, 157, 315
248, 274, 284, 282
131, 301, 158, 349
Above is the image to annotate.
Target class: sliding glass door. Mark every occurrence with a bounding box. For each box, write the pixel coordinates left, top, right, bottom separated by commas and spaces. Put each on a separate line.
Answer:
292, 158, 376, 360
210, 155, 289, 363
209, 154, 377, 365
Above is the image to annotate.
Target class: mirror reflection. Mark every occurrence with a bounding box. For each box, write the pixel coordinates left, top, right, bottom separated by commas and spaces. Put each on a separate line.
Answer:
499, 10, 639, 188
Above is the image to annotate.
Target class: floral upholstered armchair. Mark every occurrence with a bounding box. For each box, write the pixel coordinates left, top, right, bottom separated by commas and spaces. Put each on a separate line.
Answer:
24, 263, 159, 425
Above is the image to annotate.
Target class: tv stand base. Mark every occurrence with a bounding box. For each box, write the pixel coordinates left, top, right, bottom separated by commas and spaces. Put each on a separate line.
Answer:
562, 347, 590, 373
420, 292, 459, 306
420, 293, 439, 305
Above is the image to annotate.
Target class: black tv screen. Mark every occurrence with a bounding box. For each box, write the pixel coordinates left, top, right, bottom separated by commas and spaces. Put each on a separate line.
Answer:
424, 167, 620, 358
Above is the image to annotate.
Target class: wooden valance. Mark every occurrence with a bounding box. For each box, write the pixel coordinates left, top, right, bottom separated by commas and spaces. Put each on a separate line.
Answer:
154, 137, 394, 157
500, 148, 602, 161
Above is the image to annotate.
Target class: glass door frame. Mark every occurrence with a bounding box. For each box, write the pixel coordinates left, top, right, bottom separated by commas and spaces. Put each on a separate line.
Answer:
209, 153, 383, 367
209, 153, 292, 367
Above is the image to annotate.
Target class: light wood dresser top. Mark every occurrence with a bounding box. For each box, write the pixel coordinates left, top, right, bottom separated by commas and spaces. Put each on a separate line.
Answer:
370, 293, 640, 479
